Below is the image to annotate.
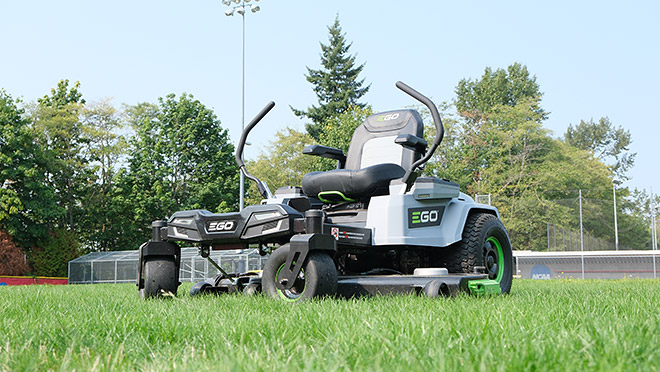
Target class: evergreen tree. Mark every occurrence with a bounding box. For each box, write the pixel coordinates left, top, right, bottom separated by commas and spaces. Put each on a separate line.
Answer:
291, 16, 370, 139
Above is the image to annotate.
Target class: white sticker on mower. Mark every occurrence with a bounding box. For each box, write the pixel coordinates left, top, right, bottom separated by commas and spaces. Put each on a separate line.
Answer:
331, 227, 339, 240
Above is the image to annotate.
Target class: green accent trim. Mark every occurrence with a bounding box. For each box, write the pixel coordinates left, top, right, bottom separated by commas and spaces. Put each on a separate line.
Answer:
317, 191, 356, 204
275, 264, 306, 302
486, 236, 504, 283
468, 279, 501, 295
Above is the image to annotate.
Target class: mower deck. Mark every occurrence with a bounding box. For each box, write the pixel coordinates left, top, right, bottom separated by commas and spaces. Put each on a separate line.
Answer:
335, 273, 492, 298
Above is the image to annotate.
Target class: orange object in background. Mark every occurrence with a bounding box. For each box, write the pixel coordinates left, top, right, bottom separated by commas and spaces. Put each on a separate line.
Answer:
0, 276, 68, 286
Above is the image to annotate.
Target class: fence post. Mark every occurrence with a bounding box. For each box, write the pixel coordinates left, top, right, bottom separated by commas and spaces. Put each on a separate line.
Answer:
579, 189, 585, 279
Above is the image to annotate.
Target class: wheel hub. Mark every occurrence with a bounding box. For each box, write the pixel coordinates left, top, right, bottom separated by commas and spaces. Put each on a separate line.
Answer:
483, 240, 500, 280
276, 265, 306, 300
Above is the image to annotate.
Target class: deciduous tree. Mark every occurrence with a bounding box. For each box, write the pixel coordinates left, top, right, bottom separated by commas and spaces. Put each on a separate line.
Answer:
115, 93, 238, 249
564, 117, 636, 180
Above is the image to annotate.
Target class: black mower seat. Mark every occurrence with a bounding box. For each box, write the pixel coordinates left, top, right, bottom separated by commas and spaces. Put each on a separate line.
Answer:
302, 109, 424, 202
302, 163, 405, 202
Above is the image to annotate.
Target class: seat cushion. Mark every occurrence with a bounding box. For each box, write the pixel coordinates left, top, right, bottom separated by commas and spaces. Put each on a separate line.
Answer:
302, 163, 405, 200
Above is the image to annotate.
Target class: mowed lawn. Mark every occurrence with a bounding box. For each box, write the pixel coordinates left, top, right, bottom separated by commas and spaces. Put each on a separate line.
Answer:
1, 279, 659, 371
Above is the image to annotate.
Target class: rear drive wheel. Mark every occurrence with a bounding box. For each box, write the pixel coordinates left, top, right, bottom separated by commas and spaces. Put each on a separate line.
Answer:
445, 213, 513, 294
140, 258, 178, 299
262, 244, 337, 302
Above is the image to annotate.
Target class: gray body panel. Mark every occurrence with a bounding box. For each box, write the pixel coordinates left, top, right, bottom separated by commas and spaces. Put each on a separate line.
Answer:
365, 183, 499, 248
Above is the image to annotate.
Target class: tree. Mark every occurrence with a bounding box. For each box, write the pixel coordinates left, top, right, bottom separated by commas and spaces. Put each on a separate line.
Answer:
81, 99, 128, 251
564, 117, 636, 180
291, 16, 370, 139
0, 90, 57, 249
455, 63, 548, 122
317, 105, 372, 153
115, 93, 239, 249
32, 80, 93, 230
428, 63, 637, 250
246, 128, 316, 205
0, 230, 29, 275
38, 79, 85, 107
29, 228, 80, 277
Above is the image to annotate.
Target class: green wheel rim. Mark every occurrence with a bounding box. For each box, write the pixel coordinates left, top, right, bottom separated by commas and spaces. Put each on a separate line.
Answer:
274, 264, 306, 302
485, 236, 504, 283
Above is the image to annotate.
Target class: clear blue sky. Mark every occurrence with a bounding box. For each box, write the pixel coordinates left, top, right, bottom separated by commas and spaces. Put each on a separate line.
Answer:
1, 1, 658, 194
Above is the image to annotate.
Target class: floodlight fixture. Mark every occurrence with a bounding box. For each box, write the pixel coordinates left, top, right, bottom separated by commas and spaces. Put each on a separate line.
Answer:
220, 0, 264, 211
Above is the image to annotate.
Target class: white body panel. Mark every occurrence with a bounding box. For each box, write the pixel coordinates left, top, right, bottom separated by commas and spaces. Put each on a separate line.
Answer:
365, 184, 499, 247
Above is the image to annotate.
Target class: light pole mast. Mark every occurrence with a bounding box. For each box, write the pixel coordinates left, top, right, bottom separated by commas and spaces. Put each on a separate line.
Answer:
223, 0, 261, 211
652, 187, 657, 250
613, 182, 619, 251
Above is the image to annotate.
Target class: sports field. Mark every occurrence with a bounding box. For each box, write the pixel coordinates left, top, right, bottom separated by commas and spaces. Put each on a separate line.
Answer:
1, 279, 659, 371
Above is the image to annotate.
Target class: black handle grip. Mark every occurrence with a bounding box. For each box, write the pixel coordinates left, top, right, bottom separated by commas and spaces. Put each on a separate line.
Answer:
235, 101, 275, 168
395, 81, 443, 147
395, 81, 445, 190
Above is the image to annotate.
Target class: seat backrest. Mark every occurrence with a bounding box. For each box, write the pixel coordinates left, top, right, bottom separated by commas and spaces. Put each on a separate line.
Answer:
345, 109, 424, 170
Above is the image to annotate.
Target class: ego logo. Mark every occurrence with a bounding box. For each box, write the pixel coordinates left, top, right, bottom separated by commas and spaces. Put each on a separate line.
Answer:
207, 220, 236, 232
376, 113, 400, 122
413, 210, 439, 224
408, 206, 444, 228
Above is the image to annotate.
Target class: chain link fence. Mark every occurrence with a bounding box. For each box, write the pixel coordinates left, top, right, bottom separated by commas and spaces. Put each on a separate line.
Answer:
476, 190, 659, 252
68, 248, 268, 284
514, 251, 660, 280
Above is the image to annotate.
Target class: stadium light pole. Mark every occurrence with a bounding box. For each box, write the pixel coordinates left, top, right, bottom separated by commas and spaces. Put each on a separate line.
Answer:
579, 189, 585, 279
652, 187, 657, 251
223, 0, 262, 211
613, 181, 619, 251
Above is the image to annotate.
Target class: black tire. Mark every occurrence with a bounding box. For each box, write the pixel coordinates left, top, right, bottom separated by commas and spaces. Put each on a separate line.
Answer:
262, 244, 338, 302
190, 281, 212, 296
423, 279, 450, 298
243, 283, 261, 296
445, 213, 513, 294
139, 258, 178, 299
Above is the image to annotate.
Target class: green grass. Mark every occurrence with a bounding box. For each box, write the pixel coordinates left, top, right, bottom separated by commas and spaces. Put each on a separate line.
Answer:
1, 279, 660, 371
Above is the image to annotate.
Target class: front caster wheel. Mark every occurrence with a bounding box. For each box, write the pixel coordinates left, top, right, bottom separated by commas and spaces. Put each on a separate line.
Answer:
262, 244, 337, 302
190, 281, 212, 296
139, 258, 178, 299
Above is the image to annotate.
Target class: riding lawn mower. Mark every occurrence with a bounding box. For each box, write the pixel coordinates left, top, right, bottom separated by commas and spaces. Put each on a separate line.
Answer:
137, 81, 513, 301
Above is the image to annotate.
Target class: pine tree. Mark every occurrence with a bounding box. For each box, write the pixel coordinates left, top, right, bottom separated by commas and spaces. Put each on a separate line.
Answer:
291, 16, 370, 140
